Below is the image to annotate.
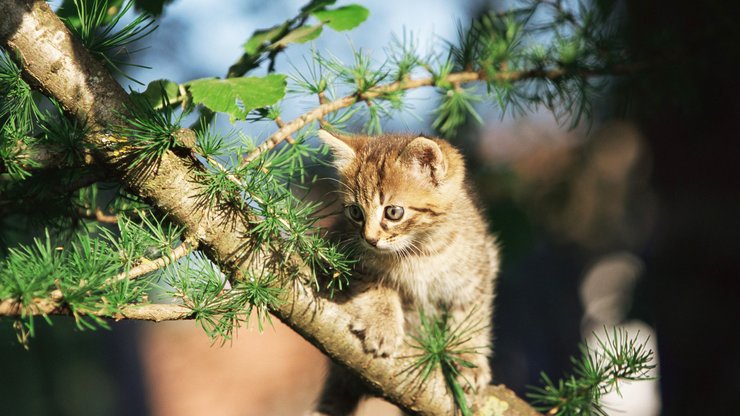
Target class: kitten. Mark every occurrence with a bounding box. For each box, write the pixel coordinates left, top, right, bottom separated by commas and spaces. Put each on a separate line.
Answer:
312, 130, 499, 415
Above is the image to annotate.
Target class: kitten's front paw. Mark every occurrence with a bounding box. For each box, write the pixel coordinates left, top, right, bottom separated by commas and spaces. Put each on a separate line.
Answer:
350, 318, 404, 358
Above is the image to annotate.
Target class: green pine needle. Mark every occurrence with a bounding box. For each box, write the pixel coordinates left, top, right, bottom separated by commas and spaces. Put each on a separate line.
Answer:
405, 309, 488, 416
289, 54, 330, 95
40, 102, 89, 166
238, 274, 283, 332
527, 327, 656, 416
112, 93, 181, 170
432, 86, 483, 138
0, 119, 38, 180
1, 49, 41, 180
0, 49, 41, 129
166, 254, 283, 343
65, 0, 157, 85
0, 222, 172, 346
195, 127, 232, 158
389, 30, 421, 81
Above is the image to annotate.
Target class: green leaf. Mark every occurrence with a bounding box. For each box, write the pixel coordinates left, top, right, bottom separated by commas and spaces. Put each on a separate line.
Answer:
277, 25, 324, 47
312, 4, 369, 31
131, 79, 180, 109
187, 74, 287, 122
243, 24, 288, 55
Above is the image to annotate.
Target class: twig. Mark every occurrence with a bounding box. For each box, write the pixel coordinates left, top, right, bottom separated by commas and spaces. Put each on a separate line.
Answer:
94, 208, 118, 223
274, 116, 294, 144
239, 69, 540, 166
240, 60, 646, 166
241, 95, 357, 165
0, 297, 194, 322
315, 92, 329, 128
0, 239, 196, 322
107, 237, 197, 284
77, 207, 118, 224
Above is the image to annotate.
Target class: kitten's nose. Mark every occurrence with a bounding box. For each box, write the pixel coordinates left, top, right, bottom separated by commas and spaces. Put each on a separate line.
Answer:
365, 236, 379, 247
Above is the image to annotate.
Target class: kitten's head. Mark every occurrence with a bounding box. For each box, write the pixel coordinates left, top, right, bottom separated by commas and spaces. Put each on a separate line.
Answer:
318, 130, 466, 255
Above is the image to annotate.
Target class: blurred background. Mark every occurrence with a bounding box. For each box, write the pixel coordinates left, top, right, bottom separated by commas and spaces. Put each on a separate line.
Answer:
2, 0, 739, 415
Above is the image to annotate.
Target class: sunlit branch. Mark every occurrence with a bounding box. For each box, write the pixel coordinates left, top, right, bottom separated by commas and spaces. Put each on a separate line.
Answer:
107, 237, 197, 284
0, 297, 194, 322
77, 207, 119, 224
239, 64, 631, 166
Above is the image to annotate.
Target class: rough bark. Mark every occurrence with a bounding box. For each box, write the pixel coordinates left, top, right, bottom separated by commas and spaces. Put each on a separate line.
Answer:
0, 1, 541, 414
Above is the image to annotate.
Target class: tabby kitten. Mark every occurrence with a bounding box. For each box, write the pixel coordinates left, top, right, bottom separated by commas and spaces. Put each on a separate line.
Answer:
313, 130, 499, 415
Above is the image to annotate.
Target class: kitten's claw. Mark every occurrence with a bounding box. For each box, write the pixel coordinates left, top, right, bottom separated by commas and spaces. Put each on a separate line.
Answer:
350, 319, 403, 358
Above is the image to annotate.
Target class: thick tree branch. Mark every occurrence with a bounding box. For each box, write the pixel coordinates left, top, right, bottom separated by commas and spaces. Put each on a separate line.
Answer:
0, 1, 540, 414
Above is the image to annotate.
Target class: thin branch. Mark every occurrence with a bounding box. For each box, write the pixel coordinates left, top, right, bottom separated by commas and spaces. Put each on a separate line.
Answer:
239, 68, 568, 165
317, 90, 328, 105
93, 207, 118, 223
0, 239, 196, 321
242, 94, 357, 165
0, 297, 194, 322
115, 303, 193, 321
77, 207, 119, 224
242, 59, 647, 165
107, 237, 196, 284
273, 116, 294, 144
316, 91, 328, 127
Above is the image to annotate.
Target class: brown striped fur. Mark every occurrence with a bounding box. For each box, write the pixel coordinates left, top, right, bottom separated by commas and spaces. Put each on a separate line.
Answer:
312, 131, 499, 415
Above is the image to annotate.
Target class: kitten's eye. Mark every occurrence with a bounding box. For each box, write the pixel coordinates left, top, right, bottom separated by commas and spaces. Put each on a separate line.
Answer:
345, 204, 364, 222
384, 205, 405, 221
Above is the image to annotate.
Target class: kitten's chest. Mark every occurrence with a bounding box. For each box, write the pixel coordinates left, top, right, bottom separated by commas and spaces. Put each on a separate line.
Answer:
365, 248, 479, 312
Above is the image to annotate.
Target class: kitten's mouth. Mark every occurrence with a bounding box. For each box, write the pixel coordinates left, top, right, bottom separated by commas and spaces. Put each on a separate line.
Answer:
366, 243, 409, 257
362, 239, 394, 253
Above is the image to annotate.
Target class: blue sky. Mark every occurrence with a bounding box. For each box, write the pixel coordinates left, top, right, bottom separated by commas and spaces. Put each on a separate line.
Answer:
121, 0, 474, 133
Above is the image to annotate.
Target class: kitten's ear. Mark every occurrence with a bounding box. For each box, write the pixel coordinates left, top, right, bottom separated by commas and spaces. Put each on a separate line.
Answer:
318, 129, 356, 170
398, 136, 447, 185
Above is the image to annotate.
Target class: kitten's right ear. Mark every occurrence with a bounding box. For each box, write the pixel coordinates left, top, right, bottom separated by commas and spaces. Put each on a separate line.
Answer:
317, 129, 356, 170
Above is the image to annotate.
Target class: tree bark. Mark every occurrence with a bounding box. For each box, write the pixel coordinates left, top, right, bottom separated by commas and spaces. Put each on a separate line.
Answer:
0, 1, 540, 414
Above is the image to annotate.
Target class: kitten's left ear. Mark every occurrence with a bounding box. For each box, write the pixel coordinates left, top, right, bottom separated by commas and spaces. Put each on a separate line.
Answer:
398, 136, 447, 185
317, 129, 356, 170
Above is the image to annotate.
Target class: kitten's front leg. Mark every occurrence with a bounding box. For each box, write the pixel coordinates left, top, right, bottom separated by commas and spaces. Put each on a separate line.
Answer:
347, 284, 405, 357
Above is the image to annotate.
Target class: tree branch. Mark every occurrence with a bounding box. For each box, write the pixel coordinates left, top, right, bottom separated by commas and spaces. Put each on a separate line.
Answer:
0, 137, 96, 175
77, 207, 119, 224
240, 63, 629, 165
0, 297, 194, 321
0, 1, 541, 414
107, 238, 196, 284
